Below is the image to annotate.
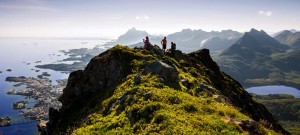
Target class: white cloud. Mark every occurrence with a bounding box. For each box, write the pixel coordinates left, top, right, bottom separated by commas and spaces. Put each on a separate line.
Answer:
135, 15, 150, 20
258, 10, 272, 17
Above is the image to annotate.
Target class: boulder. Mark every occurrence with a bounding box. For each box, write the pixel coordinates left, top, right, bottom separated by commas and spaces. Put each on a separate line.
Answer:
144, 60, 179, 82
134, 75, 142, 84
143, 91, 152, 100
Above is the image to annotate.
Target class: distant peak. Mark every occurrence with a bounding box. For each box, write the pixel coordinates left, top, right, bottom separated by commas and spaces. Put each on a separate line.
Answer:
124, 27, 148, 35
260, 30, 267, 33
248, 28, 269, 36
181, 28, 193, 32
128, 27, 137, 31
289, 29, 299, 33
281, 30, 293, 34
221, 29, 234, 32
250, 28, 259, 33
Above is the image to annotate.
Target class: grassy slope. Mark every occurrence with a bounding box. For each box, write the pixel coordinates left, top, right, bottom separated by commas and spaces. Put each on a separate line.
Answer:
63, 46, 279, 134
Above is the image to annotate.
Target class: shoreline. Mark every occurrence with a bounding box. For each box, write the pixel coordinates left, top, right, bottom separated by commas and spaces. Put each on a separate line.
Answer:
0, 38, 111, 134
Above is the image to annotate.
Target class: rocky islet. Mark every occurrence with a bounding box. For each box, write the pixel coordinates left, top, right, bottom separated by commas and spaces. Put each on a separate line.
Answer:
6, 76, 66, 122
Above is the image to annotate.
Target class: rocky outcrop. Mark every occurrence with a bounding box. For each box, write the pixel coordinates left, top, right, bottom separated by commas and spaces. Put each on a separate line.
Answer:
144, 60, 179, 82
189, 48, 221, 75
47, 45, 289, 135
59, 49, 126, 107
48, 46, 150, 134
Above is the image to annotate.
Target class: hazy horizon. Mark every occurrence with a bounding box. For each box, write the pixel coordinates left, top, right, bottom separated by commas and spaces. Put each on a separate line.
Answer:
0, 0, 299, 38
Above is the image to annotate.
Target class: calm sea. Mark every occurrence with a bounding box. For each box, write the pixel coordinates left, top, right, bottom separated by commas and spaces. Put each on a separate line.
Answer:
0, 38, 111, 135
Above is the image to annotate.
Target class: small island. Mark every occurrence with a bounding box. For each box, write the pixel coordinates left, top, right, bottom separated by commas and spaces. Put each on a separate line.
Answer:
13, 101, 28, 109
7, 89, 17, 95
0, 117, 11, 127
36, 47, 105, 72
42, 72, 51, 77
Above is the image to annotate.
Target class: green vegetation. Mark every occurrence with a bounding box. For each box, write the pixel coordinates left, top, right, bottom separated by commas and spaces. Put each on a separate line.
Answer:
51, 45, 284, 134
73, 73, 268, 135
252, 94, 300, 134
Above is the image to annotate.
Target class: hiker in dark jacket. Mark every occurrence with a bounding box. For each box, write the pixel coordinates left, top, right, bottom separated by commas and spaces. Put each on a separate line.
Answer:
171, 42, 176, 51
166, 42, 177, 57
143, 36, 151, 49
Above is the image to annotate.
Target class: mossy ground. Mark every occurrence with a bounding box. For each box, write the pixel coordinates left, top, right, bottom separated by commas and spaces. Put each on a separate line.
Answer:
74, 74, 240, 134
61, 45, 280, 134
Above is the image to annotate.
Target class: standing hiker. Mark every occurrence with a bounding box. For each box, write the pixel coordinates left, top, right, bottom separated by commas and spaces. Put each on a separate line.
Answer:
161, 37, 167, 52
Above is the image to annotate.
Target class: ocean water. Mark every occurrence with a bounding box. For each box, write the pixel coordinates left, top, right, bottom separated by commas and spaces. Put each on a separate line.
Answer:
246, 85, 300, 98
0, 38, 111, 135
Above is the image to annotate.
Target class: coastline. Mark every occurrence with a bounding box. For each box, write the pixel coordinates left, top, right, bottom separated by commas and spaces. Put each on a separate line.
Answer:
0, 38, 111, 134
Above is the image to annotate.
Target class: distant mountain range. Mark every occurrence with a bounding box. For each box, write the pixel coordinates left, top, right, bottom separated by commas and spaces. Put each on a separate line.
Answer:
110, 28, 242, 53
108, 28, 300, 89
114, 28, 163, 45
215, 29, 300, 89
167, 29, 242, 53
272, 29, 300, 37
112, 28, 300, 51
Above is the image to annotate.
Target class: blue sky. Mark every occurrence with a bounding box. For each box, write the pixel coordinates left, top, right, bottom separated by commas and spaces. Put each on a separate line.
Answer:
0, 0, 299, 38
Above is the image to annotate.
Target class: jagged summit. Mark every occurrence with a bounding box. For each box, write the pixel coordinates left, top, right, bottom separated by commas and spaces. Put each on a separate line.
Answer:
247, 28, 282, 46
128, 27, 137, 31
215, 28, 300, 90
232, 29, 290, 51
45, 45, 289, 135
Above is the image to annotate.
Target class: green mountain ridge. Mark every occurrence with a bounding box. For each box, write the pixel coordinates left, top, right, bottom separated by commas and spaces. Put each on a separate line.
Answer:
215, 29, 300, 89
44, 45, 288, 134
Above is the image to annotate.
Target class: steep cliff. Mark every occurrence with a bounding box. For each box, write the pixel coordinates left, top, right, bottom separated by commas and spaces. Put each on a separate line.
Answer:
46, 45, 289, 134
